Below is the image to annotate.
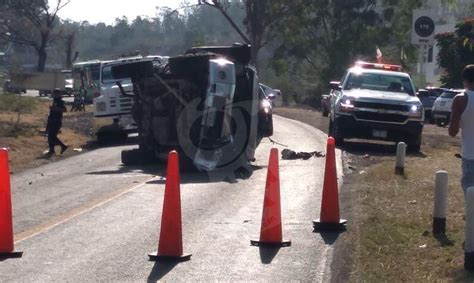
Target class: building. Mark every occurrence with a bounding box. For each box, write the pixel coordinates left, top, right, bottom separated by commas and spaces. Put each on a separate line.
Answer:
421, 0, 473, 86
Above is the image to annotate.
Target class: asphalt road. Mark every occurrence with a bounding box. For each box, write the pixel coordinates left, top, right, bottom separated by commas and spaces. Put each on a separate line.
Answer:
0, 115, 343, 282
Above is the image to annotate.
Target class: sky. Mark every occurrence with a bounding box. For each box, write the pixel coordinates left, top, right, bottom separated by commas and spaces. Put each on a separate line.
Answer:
51, 0, 182, 25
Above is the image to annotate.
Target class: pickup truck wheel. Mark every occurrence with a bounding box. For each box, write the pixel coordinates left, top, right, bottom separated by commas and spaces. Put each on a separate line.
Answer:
328, 120, 344, 146
408, 135, 422, 153
329, 118, 344, 146
408, 144, 421, 153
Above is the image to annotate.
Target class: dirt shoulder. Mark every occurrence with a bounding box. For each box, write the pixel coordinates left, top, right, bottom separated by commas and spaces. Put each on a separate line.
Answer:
274, 106, 470, 282
0, 95, 95, 173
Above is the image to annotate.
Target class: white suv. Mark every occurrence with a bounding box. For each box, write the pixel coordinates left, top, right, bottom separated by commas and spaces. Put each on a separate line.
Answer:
432, 89, 464, 127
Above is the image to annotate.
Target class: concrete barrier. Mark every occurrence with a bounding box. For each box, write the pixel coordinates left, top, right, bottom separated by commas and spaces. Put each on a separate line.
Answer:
433, 171, 448, 235
395, 142, 406, 175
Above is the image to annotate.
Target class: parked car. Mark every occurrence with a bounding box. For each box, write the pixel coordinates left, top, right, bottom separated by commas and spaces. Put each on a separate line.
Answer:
321, 94, 330, 117
418, 87, 445, 123
432, 89, 464, 127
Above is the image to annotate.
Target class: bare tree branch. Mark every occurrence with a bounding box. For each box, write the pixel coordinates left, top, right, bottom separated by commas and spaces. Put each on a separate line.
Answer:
201, 0, 251, 44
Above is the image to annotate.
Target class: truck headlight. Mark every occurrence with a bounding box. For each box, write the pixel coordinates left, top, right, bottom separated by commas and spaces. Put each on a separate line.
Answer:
409, 104, 423, 119
261, 100, 272, 109
340, 97, 355, 112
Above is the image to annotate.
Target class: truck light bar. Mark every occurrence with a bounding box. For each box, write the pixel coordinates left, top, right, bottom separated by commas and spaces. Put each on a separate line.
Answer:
354, 61, 402, 72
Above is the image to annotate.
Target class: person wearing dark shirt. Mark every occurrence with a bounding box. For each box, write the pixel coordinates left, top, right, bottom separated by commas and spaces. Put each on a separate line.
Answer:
46, 89, 68, 156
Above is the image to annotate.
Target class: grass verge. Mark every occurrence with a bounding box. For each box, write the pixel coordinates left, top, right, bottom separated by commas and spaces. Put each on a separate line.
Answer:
274, 106, 471, 281
0, 96, 94, 172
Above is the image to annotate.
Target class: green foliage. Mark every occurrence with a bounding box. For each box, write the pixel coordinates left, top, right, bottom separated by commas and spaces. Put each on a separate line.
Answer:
437, 20, 474, 88
73, 4, 245, 61
271, 0, 384, 103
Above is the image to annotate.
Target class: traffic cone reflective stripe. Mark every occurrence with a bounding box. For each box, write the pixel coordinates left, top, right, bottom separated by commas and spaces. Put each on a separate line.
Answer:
251, 148, 291, 247
0, 148, 22, 259
313, 137, 347, 231
149, 151, 191, 261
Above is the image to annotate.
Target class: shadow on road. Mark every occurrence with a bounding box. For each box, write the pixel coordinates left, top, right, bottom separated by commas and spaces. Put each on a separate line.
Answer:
86, 164, 165, 176
147, 261, 179, 282
87, 163, 262, 185
83, 135, 140, 150
259, 246, 281, 264
318, 231, 344, 245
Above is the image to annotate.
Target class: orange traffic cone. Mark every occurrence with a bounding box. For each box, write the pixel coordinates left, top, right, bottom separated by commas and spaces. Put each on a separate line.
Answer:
313, 137, 347, 231
251, 148, 291, 247
149, 151, 191, 261
0, 148, 22, 259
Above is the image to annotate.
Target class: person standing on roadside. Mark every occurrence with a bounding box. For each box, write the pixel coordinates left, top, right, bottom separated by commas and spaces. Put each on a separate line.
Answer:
46, 89, 68, 156
449, 65, 474, 195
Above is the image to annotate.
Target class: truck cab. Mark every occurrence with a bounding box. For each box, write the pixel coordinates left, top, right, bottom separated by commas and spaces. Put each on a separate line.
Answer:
329, 61, 424, 152
92, 56, 167, 144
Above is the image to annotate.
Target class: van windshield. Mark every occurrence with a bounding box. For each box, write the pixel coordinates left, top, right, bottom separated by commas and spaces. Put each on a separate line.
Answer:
102, 65, 131, 84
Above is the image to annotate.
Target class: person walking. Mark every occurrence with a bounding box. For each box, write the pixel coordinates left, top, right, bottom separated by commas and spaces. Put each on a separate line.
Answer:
449, 65, 474, 195
46, 89, 68, 156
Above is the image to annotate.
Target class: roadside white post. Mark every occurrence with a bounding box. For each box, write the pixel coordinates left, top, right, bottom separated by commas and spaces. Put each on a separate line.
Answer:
395, 142, 407, 175
433, 171, 448, 235
465, 187, 474, 271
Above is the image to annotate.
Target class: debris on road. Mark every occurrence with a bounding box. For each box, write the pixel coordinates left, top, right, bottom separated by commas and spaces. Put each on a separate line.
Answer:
73, 148, 83, 152
281, 148, 325, 160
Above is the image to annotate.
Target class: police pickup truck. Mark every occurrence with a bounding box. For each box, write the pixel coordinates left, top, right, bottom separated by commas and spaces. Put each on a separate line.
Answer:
328, 61, 424, 152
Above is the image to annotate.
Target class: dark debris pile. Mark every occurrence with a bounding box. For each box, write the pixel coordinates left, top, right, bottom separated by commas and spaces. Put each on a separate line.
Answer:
281, 149, 325, 160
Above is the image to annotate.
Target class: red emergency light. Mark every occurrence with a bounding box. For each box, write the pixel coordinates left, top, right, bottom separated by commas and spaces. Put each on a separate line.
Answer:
354, 61, 402, 72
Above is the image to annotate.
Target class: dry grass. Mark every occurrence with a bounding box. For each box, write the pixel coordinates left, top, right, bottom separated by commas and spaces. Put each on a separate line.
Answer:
345, 126, 473, 282
273, 106, 472, 281
349, 143, 467, 281
0, 96, 94, 172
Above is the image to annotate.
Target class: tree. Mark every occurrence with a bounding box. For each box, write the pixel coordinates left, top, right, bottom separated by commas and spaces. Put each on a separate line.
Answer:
275, 1, 381, 88
0, 0, 70, 71
437, 19, 474, 88
201, 0, 305, 65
